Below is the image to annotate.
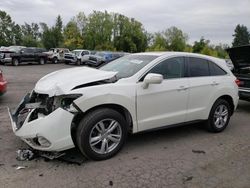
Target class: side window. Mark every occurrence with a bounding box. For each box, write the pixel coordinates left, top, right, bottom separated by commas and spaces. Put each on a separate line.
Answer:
148, 57, 185, 79
188, 57, 209, 77
208, 61, 227, 76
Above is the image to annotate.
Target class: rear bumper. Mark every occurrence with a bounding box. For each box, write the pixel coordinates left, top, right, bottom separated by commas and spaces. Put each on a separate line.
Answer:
8, 94, 75, 151
239, 88, 250, 101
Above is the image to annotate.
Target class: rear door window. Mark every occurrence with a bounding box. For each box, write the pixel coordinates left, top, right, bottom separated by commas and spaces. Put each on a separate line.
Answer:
188, 57, 209, 77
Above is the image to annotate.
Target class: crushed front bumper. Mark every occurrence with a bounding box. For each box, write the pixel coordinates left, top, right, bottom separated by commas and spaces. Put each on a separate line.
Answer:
8, 94, 75, 151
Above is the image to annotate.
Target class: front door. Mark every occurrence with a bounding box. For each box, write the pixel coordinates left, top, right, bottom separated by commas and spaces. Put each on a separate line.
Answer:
136, 57, 189, 132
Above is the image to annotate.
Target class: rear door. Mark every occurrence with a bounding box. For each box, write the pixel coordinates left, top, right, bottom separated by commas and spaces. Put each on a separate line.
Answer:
186, 57, 214, 121
21, 48, 34, 62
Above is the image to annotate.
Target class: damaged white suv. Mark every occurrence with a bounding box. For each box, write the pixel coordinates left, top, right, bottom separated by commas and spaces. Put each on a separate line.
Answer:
9, 52, 239, 160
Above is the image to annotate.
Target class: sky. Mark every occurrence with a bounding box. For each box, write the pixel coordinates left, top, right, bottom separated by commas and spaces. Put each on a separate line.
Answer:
0, 0, 250, 45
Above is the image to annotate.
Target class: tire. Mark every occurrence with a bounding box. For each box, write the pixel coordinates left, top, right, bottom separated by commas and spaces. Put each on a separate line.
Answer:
76, 59, 81, 66
76, 108, 127, 161
206, 99, 231, 133
39, 58, 45, 65
52, 57, 58, 64
12, 58, 19, 66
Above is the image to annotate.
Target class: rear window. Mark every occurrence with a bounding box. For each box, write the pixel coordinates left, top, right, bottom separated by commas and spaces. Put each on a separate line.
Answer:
208, 61, 227, 76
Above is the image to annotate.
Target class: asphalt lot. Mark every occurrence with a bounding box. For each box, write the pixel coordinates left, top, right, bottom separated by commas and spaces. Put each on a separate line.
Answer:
0, 63, 250, 188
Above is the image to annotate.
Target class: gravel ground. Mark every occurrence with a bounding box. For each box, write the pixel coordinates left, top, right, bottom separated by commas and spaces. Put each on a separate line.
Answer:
0, 63, 249, 188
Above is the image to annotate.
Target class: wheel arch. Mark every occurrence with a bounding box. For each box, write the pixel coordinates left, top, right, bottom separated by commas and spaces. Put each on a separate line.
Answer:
70, 103, 134, 147
211, 95, 235, 116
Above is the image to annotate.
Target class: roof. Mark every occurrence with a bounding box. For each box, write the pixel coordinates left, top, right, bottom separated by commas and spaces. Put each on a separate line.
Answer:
134, 51, 224, 62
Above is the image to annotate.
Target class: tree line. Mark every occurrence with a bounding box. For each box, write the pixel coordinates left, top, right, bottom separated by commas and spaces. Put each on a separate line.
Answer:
0, 10, 250, 58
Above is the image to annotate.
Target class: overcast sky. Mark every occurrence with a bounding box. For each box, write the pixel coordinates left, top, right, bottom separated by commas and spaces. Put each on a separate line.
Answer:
0, 0, 249, 45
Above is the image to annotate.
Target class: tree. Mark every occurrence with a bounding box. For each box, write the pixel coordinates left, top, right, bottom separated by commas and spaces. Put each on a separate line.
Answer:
21, 22, 40, 46
0, 10, 15, 46
63, 20, 83, 50
193, 37, 209, 53
40, 16, 64, 49
148, 32, 167, 51
84, 11, 113, 50
112, 13, 147, 52
54, 15, 63, 47
163, 26, 188, 51
232, 24, 250, 47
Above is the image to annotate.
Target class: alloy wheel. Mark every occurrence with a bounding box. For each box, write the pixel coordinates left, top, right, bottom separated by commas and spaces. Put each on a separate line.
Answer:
213, 104, 229, 128
89, 119, 122, 154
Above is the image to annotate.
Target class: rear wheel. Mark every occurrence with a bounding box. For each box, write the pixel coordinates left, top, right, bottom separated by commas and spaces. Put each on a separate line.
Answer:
76, 108, 127, 160
39, 58, 45, 65
206, 99, 231, 133
12, 58, 19, 66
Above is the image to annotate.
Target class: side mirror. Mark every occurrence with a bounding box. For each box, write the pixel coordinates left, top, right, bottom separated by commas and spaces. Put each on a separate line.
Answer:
142, 73, 163, 89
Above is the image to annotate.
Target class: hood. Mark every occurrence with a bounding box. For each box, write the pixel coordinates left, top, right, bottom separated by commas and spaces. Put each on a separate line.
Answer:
227, 45, 250, 69
34, 67, 117, 96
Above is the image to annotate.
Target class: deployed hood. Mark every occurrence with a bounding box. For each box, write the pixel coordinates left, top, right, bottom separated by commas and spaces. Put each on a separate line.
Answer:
34, 67, 117, 96
227, 45, 250, 70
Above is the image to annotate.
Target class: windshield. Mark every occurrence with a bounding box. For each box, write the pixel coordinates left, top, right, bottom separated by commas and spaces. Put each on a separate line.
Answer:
95, 52, 105, 57
73, 51, 81, 56
100, 54, 158, 78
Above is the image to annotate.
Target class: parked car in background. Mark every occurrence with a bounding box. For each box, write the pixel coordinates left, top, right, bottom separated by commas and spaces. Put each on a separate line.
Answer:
64, 49, 91, 65
0, 69, 7, 95
86, 51, 127, 67
0, 46, 25, 65
9, 52, 238, 161
10, 47, 47, 66
227, 45, 250, 101
46, 48, 70, 63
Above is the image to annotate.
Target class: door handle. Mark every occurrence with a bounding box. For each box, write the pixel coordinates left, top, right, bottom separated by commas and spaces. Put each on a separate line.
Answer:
177, 86, 188, 91
211, 81, 219, 86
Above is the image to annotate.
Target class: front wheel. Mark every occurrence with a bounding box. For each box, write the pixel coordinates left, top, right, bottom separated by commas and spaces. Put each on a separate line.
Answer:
12, 58, 19, 66
76, 108, 127, 160
76, 59, 81, 66
52, 57, 58, 64
206, 99, 231, 133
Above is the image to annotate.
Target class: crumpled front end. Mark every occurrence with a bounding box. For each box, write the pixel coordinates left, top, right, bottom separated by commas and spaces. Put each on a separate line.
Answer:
8, 92, 79, 151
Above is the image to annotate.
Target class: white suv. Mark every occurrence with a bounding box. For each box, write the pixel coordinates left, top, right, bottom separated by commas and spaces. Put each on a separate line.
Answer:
9, 52, 239, 160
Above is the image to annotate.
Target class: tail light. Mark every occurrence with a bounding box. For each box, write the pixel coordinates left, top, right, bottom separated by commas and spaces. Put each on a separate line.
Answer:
235, 79, 240, 86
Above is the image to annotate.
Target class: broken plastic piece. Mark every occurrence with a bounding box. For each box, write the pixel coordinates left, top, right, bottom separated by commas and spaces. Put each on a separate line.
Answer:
16, 149, 35, 161
39, 151, 65, 160
16, 166, 26, 170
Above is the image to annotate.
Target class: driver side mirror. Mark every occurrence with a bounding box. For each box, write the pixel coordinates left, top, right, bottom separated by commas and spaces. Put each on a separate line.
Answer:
142, 73, 163, 89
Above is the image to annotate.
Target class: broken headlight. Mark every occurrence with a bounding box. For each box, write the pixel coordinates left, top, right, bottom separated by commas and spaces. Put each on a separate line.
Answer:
59, 94, 82, 112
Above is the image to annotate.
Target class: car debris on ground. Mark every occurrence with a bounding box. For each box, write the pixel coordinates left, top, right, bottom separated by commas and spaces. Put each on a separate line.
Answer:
16, 148, 86, 165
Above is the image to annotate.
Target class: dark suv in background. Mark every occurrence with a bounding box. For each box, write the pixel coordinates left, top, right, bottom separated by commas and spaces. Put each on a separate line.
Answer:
86, 51, 128, 67
227, 45, 250, 101
10, 47, 48, 66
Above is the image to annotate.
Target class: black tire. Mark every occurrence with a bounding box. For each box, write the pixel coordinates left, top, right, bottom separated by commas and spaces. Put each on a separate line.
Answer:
76, 59, 81, 66
52, 57, 58, 64
39, 58, 45, 65
76, 108, 127, 161
206, 99, 231, 133
12, 58, 19, 66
